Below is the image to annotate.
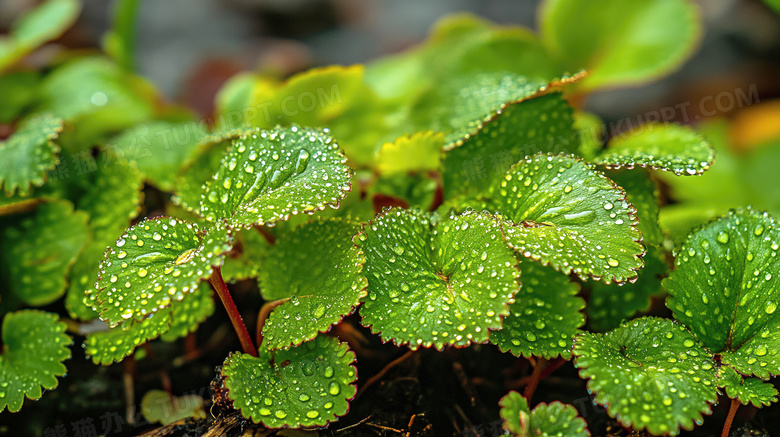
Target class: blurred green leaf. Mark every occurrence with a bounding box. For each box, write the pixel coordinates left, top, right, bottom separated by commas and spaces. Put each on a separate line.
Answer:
540, 0, 701, 91
1, 199, 88, 306
0, 0, 81, 72
0, 113, 62, 196
106, 121, 207, 191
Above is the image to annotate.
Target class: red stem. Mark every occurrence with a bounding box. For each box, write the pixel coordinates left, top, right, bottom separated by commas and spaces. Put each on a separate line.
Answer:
524, 358, 549, 403
209, 266, 258, 357
721, 398, 740, 437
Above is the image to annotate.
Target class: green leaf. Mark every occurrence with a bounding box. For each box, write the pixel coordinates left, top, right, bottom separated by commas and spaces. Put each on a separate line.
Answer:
441, 92, 578, 197
0, 0, 81, 72
141, 389, 206, 425
588, 246, 668, 332
370, 172, 438, 212
222, 335, 357, 428
0, 199, 88, 306
375, 131, 444, 175
540, 0, 701, 91
489, 154, 644, 284
173, 128, 248, 215
221, 228, 272, 283
594, 124, 715, 176
160, 284, 214, 342
0, 310, 72, 413
664, 208, 780, 378
358, 209, 519, 350
573, 111, 604, 161
0, 113, 63, 196
0, 72, 40, 123
199, 126, 352, 228
85, 309, 170, 365
411, 72, 578, 147
490, 261, 584, 359
607, 169, 663, 246
499, 391, 590, 437
266, 65, 366, 128
37, 57, 156, 150
717, 366, 778, 408
0, 192, 43, 217
78, 157, 144, 245
260, 219, 366, 350
106, 121, 208, 191
91, 217, 233, 327
574, 317, 718, 436
66, 158, 144, 319
85, 286, 213, 364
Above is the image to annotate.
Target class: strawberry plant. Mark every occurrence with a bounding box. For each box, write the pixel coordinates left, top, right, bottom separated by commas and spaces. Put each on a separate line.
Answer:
1, 0, 779, 436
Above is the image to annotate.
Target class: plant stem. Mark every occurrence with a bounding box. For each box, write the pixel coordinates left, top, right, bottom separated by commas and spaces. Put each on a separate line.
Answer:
721, 398, 740, 437
254, 224, 276, 245
524, 358, 549, 403
209, 266, 258, 357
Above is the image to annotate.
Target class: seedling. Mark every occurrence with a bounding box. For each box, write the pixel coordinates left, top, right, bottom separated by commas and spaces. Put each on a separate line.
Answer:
2, 0, 777, 435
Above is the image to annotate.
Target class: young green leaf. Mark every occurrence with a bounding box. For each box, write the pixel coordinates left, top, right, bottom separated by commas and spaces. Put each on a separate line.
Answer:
0, 199, 89, 306
490, 261, 584, 359
588, 246, 668, 332
0, 0, 81, 72
375, 131, 444, 175
222, 335, 357, 428
664, 208, 780, 378
358, 208, 519, 350
106, 121, 208, 191
259, 219, 367, 350
0, 310, 72, 413
717, 366, 778, 408
85, 286, 214, 364
499, 391, 590, 437
594, 124, 715, 176
574, 317, 718, 436
91, 217, 233, 326
540, 0, 701, 91
442, 92, 578, 197
199, 126, 352, 228
607, 169, 663, 246
489, 154, 644, 284
0, 113, 63, 196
